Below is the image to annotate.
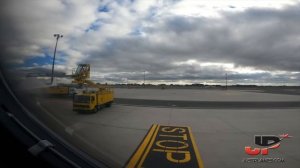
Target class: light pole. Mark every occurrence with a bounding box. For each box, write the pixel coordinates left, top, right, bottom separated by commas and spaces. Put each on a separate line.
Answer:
143, 71, 146, 85
50, 34, 63, 85
225, 73, 228, 90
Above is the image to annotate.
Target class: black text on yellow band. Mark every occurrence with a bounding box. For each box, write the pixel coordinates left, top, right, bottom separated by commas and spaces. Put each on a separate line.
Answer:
126, 124, 204, 168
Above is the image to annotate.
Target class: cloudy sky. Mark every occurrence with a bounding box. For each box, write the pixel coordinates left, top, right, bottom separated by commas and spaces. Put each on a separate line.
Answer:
1, 0, 300, 85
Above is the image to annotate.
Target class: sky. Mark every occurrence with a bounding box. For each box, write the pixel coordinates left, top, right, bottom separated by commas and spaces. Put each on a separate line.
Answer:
1, 0, 300, 85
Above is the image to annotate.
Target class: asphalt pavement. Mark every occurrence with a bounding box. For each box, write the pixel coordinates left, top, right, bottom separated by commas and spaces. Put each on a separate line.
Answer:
31, 88, 300, 168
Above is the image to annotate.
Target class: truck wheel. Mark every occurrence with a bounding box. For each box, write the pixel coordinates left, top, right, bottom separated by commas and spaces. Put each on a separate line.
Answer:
106, 102, 112, 107
93, 108, 98, 113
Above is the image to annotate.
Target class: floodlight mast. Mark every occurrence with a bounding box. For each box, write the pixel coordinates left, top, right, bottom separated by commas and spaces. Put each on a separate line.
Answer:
144, 71, 146, 85
226, 73, 228, 90
50, 34, 63, 85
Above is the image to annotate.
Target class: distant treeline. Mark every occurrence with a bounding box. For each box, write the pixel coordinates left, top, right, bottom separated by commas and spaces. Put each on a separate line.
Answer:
112, 83, 300, 89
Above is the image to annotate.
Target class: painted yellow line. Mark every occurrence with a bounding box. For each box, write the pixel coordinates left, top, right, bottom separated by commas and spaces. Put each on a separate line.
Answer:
137, 125, 160, 168
127, 125, 204, 168
126, 124, 158, 168
188, 126, 205, 168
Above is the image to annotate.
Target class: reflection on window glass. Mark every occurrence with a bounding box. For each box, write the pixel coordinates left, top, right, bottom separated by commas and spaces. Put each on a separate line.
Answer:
74, 95, 90, 103
1, 1, 300, 168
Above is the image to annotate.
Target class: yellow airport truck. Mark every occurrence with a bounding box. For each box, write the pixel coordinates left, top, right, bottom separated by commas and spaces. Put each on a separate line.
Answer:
44, 64, 91, 96
73, 87, 114, 113
44, 85, 69, 95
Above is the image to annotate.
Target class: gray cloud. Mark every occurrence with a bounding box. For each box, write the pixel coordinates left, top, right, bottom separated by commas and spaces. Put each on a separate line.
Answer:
81, 3, 300, 85
1, 1, 300, 85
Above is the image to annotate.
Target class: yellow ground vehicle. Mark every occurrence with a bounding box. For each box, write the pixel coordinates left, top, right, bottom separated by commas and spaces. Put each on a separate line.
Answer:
45, 85, 69, 95
45, 64, 92, 96
73, 87, 114, 113
71, 64, 91, 84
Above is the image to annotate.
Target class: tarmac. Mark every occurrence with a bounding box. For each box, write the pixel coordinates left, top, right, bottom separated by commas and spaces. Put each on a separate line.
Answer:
30, 88, 300, 168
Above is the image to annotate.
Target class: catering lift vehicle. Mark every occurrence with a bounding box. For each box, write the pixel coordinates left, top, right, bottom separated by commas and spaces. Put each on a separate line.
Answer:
45, 64, 92, 96
73, 86, 114, 113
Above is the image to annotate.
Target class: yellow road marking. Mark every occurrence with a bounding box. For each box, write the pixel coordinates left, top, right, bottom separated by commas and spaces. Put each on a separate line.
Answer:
126, 124, 158, 168
137, 125, 160, 168
188, 126, 205, 168
126, 125, 204, 168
